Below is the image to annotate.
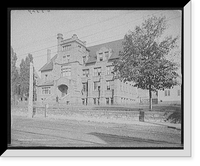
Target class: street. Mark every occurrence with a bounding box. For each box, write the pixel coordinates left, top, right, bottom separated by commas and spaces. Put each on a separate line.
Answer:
10, 115, 182, 148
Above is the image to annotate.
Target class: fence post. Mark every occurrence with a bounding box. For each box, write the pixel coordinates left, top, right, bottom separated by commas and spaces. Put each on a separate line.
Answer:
139, 109, 144, 122
44, 104, 47, 118
32, 106, 36, 118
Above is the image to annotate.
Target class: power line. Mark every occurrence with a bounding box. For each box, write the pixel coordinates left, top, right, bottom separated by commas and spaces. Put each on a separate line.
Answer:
16, 14, 181, 58
30, 32, 126, 60
29, 13, 181, 61
13, 11, 135, 51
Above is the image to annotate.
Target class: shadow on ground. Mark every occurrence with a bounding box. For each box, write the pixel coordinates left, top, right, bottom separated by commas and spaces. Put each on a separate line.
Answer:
88, 132, 182, 147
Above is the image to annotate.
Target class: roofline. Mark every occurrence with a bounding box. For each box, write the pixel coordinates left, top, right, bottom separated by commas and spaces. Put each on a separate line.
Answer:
40, 69, 53, 72
37, 83, 54, 87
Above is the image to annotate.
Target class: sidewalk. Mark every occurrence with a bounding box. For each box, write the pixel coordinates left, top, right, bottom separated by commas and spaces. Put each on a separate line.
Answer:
12, 111, 181, 130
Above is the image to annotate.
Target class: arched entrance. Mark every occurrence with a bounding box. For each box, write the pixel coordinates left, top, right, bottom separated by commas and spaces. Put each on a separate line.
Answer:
58, 84, 68, 97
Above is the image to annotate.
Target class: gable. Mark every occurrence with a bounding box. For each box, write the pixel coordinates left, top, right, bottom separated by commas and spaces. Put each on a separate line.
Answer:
39, 54, 58, 72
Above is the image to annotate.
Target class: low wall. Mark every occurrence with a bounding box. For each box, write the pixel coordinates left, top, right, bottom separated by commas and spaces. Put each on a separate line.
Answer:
11, 104, 181, 124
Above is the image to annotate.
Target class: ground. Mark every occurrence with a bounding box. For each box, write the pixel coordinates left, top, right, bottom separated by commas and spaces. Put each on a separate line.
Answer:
10, 113, 182, 148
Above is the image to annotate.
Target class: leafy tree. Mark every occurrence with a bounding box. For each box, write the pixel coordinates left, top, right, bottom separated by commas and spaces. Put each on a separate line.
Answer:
19, 53, 33, 100
113, 16, 180, 110
11, 47, 19, 104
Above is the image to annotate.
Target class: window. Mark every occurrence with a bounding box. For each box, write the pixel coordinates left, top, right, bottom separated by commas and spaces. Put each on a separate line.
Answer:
99, 52, 103, 61
61, 67, 71, 77
67, 55, 70, 62
168, 90, 170, 96
110, 97, 113, 105
105, 51, 109, 59
106, 98, 109, 105
165, 90, 170, 96
42, 87, 51, 94
83, 56, 86, 64
178, 89, 181, 96
62, 55, 69, 62
106, 80, 111, 90
82, 82, 87, 92
94, 81, 100, 91
106, 66, 114, 75
45, 74, 48, 81
83, 69, 89, 77
63, 44, 71, 51
93, 98, 96, 105
94, 67, 101, 76
82, 98, 85, 105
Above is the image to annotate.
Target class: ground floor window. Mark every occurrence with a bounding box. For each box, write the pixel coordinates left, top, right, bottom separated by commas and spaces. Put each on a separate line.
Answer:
106, 98, 109, 104
177, 89, 181, 96
165, 90, 171, 96
110, 97, 113, 105
93, 98, 96, 105
82, 98, 87, 105
82, 98, 85, 105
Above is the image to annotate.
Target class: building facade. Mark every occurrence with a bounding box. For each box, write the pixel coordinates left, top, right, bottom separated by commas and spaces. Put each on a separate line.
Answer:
36, 33, 181, 105
158, 85, 181, 104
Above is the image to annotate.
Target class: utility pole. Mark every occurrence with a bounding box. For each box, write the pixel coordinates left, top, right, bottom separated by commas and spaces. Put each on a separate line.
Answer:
28, 62, 33, 118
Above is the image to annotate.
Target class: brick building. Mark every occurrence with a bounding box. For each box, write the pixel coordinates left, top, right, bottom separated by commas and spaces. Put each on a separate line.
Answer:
36, 33, 178, 105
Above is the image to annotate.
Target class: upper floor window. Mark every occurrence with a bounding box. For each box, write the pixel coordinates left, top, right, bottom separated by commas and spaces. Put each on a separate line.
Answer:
82, 82, 87, 92
63, 44, 71, 51
106, 80, 113, 90
106, 66, 114, 75
61, 67, 71, 77
94, 67, 101, 76
63, 55, 66, 61
42, 87, 51, 95
83, 69, 89, 77
83, 56, 86, 64
94, 81, 100, 91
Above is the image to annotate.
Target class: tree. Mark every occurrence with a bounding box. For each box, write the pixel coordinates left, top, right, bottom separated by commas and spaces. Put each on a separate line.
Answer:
19, 53, 33, 100
11, 47, 19, 104
113, 16, 180, 110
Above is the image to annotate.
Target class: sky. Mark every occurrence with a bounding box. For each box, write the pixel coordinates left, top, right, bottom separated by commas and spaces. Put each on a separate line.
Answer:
11, 10, 181, 77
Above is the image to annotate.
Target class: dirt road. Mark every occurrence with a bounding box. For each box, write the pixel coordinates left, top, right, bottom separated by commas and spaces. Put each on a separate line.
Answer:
10, 115, 182, 148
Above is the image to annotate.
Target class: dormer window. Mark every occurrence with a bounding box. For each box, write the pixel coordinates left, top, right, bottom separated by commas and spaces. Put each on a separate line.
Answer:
45, 74, 48, 81
99, 52, 103, 61
105, 51, 109, 59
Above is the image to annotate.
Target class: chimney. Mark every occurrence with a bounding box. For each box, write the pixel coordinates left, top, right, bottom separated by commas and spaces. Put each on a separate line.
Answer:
57, 33, 63, 53
47, 49, 51, 63
72, 34, 78, 39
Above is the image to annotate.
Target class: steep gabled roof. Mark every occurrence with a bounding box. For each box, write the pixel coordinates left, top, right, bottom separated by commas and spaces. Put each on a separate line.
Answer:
86, 39, 124, 64
39, 54, 58, 72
